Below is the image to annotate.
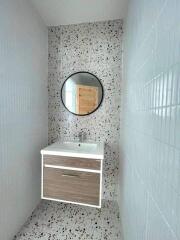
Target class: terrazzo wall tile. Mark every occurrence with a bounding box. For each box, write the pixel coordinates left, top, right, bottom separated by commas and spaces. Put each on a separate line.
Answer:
48, 20, 123, 201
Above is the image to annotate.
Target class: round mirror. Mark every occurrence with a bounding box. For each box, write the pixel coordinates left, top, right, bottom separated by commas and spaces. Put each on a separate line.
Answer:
61, 72, 103, 116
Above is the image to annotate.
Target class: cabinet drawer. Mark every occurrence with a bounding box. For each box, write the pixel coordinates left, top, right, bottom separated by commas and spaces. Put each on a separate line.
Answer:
43, 155, 101, 170
43, 167, 100, 206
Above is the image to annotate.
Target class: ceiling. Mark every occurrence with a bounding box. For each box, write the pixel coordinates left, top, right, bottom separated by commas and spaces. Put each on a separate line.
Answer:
30, 0, 128, 26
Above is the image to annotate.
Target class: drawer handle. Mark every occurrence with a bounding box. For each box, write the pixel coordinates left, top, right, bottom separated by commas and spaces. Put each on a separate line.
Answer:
62, 173, 80, 178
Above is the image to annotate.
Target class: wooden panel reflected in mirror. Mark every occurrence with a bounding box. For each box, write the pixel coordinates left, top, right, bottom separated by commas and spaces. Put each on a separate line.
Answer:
61, 72, 103, 116
76, 85, 98, 115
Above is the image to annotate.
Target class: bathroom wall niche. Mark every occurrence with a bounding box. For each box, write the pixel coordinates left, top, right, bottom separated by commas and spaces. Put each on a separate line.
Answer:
61, 71, 104, 116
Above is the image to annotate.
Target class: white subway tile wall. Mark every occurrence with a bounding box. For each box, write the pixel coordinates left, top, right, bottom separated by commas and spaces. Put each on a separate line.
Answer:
0, 1, 48, 239
120, 0, 180, 239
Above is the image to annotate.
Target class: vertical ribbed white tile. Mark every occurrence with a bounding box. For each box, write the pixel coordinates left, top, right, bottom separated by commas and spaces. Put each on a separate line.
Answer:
120, 0, 180, 239
0, 1, 48, 239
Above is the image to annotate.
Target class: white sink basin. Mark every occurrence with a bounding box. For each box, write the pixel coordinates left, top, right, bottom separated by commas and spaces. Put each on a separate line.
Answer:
41, 141, 104, 159
61, 142, 97, 151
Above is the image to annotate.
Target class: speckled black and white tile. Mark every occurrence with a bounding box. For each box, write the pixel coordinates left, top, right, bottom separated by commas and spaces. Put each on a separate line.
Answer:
14, 200, 122, 240
48, 19, 123, 201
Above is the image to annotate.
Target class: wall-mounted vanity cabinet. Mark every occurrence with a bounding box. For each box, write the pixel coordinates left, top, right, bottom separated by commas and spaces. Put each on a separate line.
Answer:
41, 141, 104, 208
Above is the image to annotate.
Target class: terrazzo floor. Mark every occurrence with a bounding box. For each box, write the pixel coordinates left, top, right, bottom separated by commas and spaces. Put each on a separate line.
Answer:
14, 200, 121, 240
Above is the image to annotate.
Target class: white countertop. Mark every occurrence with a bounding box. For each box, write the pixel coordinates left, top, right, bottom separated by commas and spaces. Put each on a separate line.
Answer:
41, 141, 104, 159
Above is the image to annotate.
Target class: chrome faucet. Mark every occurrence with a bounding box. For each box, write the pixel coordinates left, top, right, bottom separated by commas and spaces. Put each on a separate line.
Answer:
78, 132, 86, 142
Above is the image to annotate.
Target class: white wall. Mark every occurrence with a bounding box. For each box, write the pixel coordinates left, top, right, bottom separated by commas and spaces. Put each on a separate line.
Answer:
120, 0, 180, 239
30, 0, 127, 26
0, 1, 48, 239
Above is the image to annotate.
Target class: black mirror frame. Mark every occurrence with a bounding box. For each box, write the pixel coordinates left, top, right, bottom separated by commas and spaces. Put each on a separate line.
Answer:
61, 71, 104, 116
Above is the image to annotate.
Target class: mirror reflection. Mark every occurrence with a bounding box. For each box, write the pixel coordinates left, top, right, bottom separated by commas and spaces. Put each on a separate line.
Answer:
61, 72, 103, 115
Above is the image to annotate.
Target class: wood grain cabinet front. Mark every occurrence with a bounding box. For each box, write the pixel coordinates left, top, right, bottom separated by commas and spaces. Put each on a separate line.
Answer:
41, 153, 103, 208
43, 166, 100, 206
43, 155, 101, 170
